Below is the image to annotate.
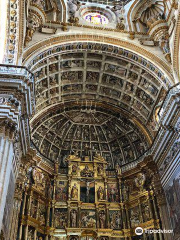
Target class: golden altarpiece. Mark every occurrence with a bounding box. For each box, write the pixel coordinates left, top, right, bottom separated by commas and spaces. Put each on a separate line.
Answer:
17, 151, 165, 240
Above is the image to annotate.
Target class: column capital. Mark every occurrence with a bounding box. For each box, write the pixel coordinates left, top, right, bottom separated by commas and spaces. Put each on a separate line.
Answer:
0, 118, 17, 139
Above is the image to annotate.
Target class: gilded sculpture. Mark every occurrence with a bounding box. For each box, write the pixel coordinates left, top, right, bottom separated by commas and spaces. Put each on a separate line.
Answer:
70, 209, 77, 227
99, 210, 106, 228
81, 165, 94, 177
32, 167, 46, 191
135, 173, 146, 191
97, 186, 104, 201
97, 164, 104, 175
8, 152, 162, 239
71, 183, 78, 199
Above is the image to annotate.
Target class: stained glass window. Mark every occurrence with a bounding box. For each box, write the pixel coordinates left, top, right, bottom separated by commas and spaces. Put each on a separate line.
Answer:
83, 13, 109, 25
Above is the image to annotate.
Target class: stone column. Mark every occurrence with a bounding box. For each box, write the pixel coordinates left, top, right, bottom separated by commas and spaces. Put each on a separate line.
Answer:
0, 120, 17, 233
0, 65, 35, 237
8, 162, 29, 240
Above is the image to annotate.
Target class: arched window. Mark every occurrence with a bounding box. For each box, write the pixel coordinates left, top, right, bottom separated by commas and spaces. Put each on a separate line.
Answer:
83, 13, 109, 25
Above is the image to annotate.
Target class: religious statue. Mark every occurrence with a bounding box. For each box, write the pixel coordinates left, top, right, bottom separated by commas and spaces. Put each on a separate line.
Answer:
108, 185, 119, 202
71, 183, 78, 199
97, 186, 104, 201
115, 163, 122, 175
30, 201, 37, 218
99, 211, 106, 228
135, 173, 146, 191
84, 144, 91, 157
70, 209, 77, 227
115, 213, 122, 229
68, 16, 79, 24
110, 211, 121, 229
142, 204, 151, 222
130, 208, 140, 228
47, 182, 53, 199
159, 34, 170, 54
32, 168, 46, 191
81, 213, 88, 227
38, 204, 46, 226
24, 13, 40, 47
54, 210, 67, 228
158, 33, 171, 62
72, 164, 78, 175
97, 164, 104, 175
39, 213, 45, 226
80, 165, 94, 177
116, 20, 125, 30
122, 185, 129, 201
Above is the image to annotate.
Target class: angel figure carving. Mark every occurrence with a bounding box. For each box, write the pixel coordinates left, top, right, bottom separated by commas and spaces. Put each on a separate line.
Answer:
135, 173, 146, 191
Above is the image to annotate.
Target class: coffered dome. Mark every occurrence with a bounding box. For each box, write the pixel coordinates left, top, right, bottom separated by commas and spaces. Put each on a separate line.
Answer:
31, 102, 149, 167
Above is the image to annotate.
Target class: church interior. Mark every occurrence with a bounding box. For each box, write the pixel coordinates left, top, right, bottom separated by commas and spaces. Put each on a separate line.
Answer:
0, 0, 180, 239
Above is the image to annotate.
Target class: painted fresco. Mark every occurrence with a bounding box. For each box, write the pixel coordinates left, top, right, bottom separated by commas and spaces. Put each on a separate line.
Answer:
54, 208, 67, 229
55, 181, 68, 201
107, 183, 119, 202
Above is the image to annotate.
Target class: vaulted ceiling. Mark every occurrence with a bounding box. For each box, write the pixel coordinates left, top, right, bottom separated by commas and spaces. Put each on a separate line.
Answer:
28, 41, 170, 166
31, 100, 150, 167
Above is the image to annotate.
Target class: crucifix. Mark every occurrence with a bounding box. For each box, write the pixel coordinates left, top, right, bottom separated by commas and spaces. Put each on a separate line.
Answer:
80, 179, 95, 203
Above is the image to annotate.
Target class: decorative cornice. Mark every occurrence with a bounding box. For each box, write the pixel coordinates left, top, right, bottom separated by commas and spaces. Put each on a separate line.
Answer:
39, 20, 148, 35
